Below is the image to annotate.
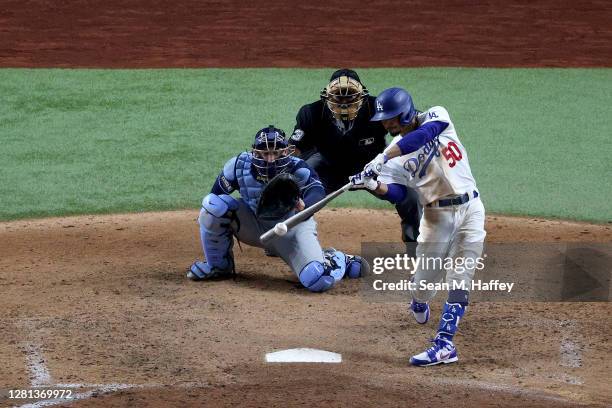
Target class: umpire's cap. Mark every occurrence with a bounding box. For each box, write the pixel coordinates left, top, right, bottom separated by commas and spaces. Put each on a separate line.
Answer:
330, 68, 361, 83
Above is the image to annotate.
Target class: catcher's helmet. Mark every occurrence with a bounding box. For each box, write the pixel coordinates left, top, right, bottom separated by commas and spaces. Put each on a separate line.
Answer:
370, 87, 416, 125
251, 125, 294, 182
320, 69, 369, 122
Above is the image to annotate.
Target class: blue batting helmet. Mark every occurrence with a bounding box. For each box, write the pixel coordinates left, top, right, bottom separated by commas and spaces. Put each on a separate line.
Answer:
370, 87, 416, 125
251, 125, 294, 182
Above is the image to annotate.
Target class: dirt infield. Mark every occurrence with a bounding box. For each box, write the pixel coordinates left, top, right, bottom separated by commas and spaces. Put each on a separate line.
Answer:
1, 210, 611, 407
1, 0, 611, 67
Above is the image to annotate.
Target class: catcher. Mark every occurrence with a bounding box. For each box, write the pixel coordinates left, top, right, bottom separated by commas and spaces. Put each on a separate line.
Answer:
188, 125, 368, 292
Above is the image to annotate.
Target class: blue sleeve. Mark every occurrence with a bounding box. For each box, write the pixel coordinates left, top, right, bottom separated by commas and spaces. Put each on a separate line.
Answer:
291, 160, 325, 208
396, 121, 448, 155
302, 182, 325, 208
381, 183, 407, 204
210, 157, 239, 195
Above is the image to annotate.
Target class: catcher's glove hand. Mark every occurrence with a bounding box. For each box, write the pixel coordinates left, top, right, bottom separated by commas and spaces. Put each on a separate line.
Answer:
256, 173, 301, 221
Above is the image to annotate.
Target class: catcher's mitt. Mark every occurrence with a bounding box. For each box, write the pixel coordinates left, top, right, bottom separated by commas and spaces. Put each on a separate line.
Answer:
256, 173, 300, 220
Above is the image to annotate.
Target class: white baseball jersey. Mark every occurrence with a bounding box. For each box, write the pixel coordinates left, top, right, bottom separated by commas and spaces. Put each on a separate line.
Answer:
379, 106, 478, 205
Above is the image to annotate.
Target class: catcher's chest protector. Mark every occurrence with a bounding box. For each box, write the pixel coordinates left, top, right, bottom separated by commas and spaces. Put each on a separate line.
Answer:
235, 153, 265, 213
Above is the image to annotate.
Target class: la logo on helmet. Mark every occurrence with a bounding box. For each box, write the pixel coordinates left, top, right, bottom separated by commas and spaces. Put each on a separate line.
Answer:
376, 100, 383, 111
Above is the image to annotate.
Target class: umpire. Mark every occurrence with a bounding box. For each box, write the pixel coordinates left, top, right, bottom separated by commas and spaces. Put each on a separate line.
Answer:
289, 69, 421, 243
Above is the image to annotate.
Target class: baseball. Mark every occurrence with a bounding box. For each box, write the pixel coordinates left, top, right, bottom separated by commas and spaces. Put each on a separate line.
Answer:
274, 222, 288, 236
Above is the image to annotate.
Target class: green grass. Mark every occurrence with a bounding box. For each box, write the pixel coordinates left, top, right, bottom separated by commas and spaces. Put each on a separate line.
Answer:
1, 68, 610, 222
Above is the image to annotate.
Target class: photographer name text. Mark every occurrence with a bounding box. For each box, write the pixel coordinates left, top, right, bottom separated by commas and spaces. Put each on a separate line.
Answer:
372, 279, 515, 293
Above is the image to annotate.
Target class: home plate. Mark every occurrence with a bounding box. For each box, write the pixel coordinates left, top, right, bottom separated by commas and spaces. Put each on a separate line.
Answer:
265, 348, 342, 363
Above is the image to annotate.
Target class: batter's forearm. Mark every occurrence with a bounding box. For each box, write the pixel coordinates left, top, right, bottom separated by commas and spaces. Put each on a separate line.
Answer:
374, 181, 388, 196
382, 144, 402, 160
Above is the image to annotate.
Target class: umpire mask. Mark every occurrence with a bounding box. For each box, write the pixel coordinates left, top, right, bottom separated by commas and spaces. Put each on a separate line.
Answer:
321, 69, 369, 122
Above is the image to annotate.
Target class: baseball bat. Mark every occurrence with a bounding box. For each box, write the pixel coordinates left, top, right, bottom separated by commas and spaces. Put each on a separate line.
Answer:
260, 182, 352, 244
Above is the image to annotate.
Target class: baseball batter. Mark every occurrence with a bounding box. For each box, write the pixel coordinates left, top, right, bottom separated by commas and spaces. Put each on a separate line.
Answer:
350, 88, 486, 366
188, 125, 367, 292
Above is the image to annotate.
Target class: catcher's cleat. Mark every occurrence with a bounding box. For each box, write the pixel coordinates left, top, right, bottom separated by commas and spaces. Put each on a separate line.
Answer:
410, 337, 458, 367
187, 258, 235, 281
409, 300, 430, 324
344, 254, 369, 279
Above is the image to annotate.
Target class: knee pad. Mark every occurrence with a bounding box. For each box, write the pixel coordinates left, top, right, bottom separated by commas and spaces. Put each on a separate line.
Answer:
202, 193, 239, 217
299, 261, 336, 293
200, 193, 239, 234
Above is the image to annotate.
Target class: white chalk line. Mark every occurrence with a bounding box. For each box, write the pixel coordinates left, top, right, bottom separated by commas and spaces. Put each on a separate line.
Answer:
528, 317, 585, 386
24, 343, 52, 387
560, 338, 582, 368
558, 319, 584, 387
559, 320, 583, 369
51, 383, 144, 388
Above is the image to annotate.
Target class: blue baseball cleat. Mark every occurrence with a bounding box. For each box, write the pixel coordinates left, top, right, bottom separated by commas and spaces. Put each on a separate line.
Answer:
345, 254, 369, 279
409, 300, 430, 324
187, 258, 235, 281
410, 337, 458, 367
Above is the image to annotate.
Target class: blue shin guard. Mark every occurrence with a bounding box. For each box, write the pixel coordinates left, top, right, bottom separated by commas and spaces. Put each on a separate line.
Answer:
198, 193, 238, 271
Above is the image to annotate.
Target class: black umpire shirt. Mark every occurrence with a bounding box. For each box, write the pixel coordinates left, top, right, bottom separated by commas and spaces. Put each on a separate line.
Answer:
289, 96, 387, 179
